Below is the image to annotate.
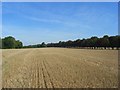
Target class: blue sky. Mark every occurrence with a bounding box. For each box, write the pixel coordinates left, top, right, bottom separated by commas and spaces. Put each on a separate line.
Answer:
2, 2, 118, 45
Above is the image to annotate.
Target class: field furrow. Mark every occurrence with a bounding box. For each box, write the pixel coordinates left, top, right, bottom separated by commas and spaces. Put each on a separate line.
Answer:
2, 48, 118, 88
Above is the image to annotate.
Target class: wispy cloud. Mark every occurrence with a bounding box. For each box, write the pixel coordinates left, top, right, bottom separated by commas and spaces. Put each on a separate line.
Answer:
3, 2, 93, 29
2, 2, 117, 45
23, 15, 93, 30
25, 16, 63, 23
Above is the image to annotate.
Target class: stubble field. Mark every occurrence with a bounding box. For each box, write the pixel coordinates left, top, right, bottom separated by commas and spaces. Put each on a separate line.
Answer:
2, 48, 118, 88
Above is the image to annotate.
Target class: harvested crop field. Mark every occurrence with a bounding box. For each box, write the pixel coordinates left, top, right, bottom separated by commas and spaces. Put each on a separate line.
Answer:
2, 48, 118, 88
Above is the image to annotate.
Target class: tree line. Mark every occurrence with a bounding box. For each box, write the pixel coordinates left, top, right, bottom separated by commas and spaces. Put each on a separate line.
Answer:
0, 35, 120, 49
47, 35, 120, 49
0, 36, 23, 49
23, 42, 46, 48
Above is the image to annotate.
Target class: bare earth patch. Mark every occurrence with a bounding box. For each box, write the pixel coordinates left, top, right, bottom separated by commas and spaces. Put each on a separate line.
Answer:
2, 48, 118, 88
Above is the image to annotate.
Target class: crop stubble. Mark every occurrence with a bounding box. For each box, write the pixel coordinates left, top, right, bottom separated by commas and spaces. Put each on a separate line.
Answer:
2, 48, 118, 88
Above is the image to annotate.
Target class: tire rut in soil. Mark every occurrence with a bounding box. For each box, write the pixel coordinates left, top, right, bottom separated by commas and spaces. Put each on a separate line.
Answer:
43, 60, 54, 88
41, 66, 47, 88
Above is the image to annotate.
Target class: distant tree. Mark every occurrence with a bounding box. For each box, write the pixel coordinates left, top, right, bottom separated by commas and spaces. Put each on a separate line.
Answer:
22, 35, 120, 49
118, 36, 120, 49
58, 41, 62, 47
36, 44, 41, 48
90, 36, 98, 49
96, 36, 109, 49
103, 35, 109, 38
85, 39, 91, 47
66, 40, 73, 47
15, 40, 23, 48
96, 38, 101, 48
81, 39, 86, 48
101, 35, 110, 49
2, 36, 16, 49
41, 42, 46, 47
60, 41, 66, 47
109, 36, 119, 49
73, 39, 81, 47
2, 36, 23, 49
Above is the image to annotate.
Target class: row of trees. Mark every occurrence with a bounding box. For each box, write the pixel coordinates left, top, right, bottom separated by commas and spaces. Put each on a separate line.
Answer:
0, 35, 120, 49
23, 42, 46, 48
47, 35, 120, 49
1, 36, 23, 49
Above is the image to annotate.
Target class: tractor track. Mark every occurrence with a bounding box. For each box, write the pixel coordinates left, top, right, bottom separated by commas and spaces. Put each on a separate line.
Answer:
2, 48, 118, 88
43, 60, 54, 88
41, 66, 47, 88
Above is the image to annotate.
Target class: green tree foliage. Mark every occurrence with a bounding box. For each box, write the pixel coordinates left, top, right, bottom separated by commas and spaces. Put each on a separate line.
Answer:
2, 36, 16, 49
89, 37, 98, 49
15, 40, 23, 48
41, 42, 46, 47
24, 42, 46, 48
7, 35, 118, 50
2, 36, 23, 49
109, 36, 119, 49
46, 35, 120, 49
72, 39, 81, 47
101, 35, 110, 49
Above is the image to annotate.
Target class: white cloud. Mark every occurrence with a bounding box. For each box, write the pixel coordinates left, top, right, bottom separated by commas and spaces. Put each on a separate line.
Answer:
26, 16, 63, 23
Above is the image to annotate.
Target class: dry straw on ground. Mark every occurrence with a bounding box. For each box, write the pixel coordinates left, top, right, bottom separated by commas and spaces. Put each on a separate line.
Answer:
2, 48, 118, 88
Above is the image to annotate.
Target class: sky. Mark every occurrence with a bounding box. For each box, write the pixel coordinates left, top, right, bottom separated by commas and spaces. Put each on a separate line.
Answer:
2, 0, 120, 2
2, 2, 118, 46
